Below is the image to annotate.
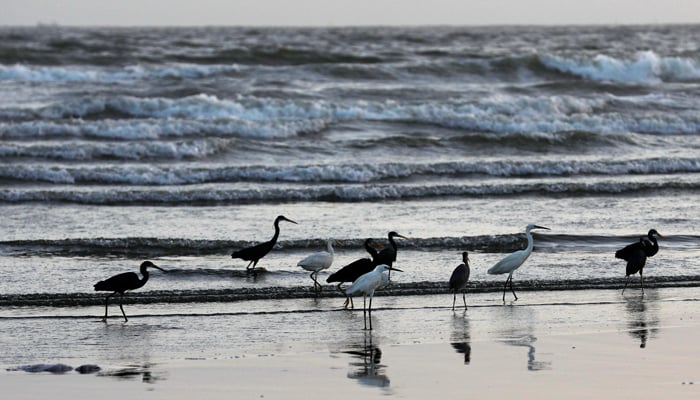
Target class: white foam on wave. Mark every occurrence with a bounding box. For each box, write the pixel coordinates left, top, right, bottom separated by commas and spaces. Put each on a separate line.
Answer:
540, 51, 700, 83
0, 63, 240, 83
2, 158, 698, 185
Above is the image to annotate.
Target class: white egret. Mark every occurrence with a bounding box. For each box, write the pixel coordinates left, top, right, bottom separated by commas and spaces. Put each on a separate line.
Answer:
449, 252, 470, 311
488, 224, 549, 302
345, 264, 402, 330
615, 229, 662, 295
298, 238, 339, 294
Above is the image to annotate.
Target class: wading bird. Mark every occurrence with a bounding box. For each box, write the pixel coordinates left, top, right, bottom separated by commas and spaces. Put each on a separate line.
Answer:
449, 252, 471, 311
298, 238, 338, 294
374, 231, 407, 280
327, 238, 379, 308
346, 264, 402, 330
488, 224, 549, 302
231, 215, 297, 272
616, 229, 662, 295
94, 261, 166, 322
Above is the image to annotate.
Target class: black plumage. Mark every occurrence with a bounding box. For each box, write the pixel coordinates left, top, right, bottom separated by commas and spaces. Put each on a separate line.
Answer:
94, 260, 165, 322
231, 215, 297, 272
327, 238, 378, 309
615, 229, 662, 295
449, 252, 471, 310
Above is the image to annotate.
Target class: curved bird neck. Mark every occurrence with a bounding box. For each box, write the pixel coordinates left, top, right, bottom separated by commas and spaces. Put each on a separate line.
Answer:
388, 235, 398, 250
365, 240, 378, 259
326, 240, 335, 256
270, 220, 282, 243
524, 228, 536, 252
136, 267, 150, 288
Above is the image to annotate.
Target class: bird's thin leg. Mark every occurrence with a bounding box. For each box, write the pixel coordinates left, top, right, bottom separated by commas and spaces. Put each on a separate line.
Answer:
640, 270, 645, 296
368, 296, 373, 331
337, 283, 350, 309
102, 292, 115, 321
310, 272, 319, 295
462, 290, 467, 310
350, 296, 354, 309
118, 293, 128, 323
363, 295, 367, 330
622, 275, 630, 295
509, 275, 518, 301
245, 260, 254, 270
502, 276, 509, 302
452, 291, 456, 311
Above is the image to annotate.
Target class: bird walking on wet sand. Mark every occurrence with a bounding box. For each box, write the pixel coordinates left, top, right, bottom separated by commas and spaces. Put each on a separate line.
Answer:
616, 229, 662, 295
374, 231, 407, 281
94, 260, 166, 322
449, 252, 471, 311
346, 264, 402, 330
327, 238, 379, 309
488, 224, 550, 302
298, 238, 338, 295
231, 215, 297, 272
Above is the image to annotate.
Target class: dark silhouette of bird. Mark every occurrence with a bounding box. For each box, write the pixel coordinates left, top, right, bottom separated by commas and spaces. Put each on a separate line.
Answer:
616, 229, 662, 295
346, 264, 402, 330
374, 231, 407, 281
327, 238, 379, 308
449, 252, 471, 311
231, 215, 297, 272
488, 224, 550, 302
94, 260, 165, 322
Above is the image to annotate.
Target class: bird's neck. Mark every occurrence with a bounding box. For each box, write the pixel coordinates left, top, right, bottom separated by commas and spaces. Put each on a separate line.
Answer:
326, 241, 334, 255
388, 236, 398, 250
365, 242, 378, 258
525, 229, 535, 252
271, 221, 281, 242
137, 270, 149, 288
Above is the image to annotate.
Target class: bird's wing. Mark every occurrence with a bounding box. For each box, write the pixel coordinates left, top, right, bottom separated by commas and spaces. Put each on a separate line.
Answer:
94, 272, 139, 291
232, 241, 273, 260
449, 264, 467, 289
327, 258, 373, 283
345, 271, 380, 296
298, 252, 333, 268
615, 241, 643, 261
488, 250, 528, 275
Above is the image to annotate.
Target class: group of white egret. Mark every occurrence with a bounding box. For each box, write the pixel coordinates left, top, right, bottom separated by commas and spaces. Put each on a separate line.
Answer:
94, 215, 662, 330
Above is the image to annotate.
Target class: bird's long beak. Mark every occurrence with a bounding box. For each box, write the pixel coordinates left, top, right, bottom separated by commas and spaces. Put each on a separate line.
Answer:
396, 234, 408, 239
534, 225, 550, 230
388, 266, 403, 272
286, 218, 298, 224
151, 264, 167, 273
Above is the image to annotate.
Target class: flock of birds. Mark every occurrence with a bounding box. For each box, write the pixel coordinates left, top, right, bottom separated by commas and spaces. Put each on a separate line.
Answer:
94, 215, 663, 330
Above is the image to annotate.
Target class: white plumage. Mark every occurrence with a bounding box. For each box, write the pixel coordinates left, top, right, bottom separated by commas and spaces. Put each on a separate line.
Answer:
488, 224, 549, 301
346, 264, 401, 330
298, 238, 337, 293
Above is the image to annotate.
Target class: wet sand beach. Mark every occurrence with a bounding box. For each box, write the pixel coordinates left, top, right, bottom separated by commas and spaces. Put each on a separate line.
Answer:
2, 287, 699, 399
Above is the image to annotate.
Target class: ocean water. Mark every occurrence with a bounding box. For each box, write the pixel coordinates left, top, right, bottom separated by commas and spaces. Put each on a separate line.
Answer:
1, 25, 700, 366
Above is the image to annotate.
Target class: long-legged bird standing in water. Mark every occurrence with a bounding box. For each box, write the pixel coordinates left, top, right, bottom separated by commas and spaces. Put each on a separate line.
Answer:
449, 252, 471, 311
231, 215, 297, 272
94, 261, 166, 322
346, 264, 402, 330
327, 238, 379, 308
616, 229, 662, 295
298, 238, 338, 295
488, 224, 549, 302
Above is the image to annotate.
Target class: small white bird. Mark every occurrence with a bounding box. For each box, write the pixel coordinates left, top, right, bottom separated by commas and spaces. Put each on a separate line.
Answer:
298, 238, 338, 294
346, 264, 402, 330
488, 224, 549, 302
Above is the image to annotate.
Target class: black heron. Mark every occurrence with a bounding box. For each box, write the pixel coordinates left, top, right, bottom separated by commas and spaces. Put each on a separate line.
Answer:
94, 260, 165, 322
616, 229, 662, 295
449, 251, 471, 311
374, 231, 407, 281
487, 224, 550, 302
231, 215, 297, 272
327, 238, 379, 308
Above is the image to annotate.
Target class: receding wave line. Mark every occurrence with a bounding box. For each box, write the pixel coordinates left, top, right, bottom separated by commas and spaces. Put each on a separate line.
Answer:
0, 179, 697, 205
2, 275, 700, 308
2, 234, 697, 257
1, 158, 699, 185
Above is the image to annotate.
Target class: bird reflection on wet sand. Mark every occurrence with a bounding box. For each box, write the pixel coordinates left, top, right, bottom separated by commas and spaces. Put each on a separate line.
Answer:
97, 363, 167, 384
497, 307, 551, 371
624, 292, 660, 348
341, 332, 390, 389
450, 312, 472, 365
